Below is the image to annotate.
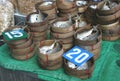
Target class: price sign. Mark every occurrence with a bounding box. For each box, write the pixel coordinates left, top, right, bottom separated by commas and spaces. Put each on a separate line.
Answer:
2, 29, 28, 41
63, 46, 93, 67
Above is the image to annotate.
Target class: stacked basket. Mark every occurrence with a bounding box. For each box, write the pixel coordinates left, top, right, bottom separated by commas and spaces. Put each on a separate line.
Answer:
26, 12, 48, 45
74, 27, 102, 60
76, 0, 88, 14
50, 17, 75, 51
38, 40, 64, 70
35, 1, 57, 25
85, 1, 104, 25
96, 0, 120, 41
64, 57, 94, 79
3, 26, 35, 60
56, 0, 77, 17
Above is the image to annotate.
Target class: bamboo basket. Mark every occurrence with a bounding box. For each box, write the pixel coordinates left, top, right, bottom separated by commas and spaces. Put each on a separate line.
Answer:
63, 58, 94, 79
74, 28, 102, 60
56, 0, 76, 10
38, 40, 64, 70
11, 47, 36, 60
97, 1, 120, 15
35, 1, 57, 20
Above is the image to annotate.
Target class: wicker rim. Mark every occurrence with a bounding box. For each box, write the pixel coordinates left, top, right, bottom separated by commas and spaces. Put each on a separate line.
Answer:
38, 40, 64, 60
56, 0, 76, 10
96, 10, 120, 21
11, 42, 35, 55
63, 57, 94, 79
97, 1, 120, 15
55, 37, 74, 44
90, 47, 101, 60
59, 7, 77, 13
32, 31, 47, 37
29, 23, 48, 32
78, 40, 101, 51
35, 1, 56, 11
74, 28, 102, 46
58, 10, 78, 17
100, 20, 119, 30
8, 33, 33, 49
51, 31, 75, 38
102, 25, 120, 36
51, 18, 75, 33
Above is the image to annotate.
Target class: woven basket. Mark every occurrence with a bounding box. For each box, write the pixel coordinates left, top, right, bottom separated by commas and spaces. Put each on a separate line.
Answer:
51, 31, 75, 39
40, 7, 57, 20
97, 1, 120, 15
101, 24, 120, 37
59, 7, 77, 13
78, 5, 88, 13
74, 28, 102, 46
55, 37, 74, 44
11, 47, 36, 60
56, 0, 76, 10
32, 31, 47, 37
35, 1, 56, 11
85, 1, 104, 25
11, 42, 35, 55
38, 40, 64, 70
35, 1, 57, 20
28, 23, 48, 32
100, 20, 119, 30
8, 33, 33, 49
51, 17, 75, 33
90, 47, 101, 60
62, 43, 74, 52
33, 35, 47, 41
63, 57, 94, 79
58, 10, 78, 18
96, 9, 120, 22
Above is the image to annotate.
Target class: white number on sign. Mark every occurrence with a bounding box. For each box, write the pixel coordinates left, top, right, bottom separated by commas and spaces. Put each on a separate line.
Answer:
66, 48, 89, 63
75, 53, 89, 63
66, 48, 81, 59
5, 31, 23, 39
5, 32, 13, 39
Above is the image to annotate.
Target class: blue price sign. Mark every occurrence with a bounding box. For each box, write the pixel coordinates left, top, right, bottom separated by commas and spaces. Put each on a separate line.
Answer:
63, 46, 93, 67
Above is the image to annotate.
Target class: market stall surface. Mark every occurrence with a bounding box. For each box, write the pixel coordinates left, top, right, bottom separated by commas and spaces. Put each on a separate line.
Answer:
0, 40, 120, 81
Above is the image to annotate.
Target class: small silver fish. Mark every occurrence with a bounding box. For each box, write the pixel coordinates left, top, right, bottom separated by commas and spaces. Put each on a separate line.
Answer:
77, 29, 93, 40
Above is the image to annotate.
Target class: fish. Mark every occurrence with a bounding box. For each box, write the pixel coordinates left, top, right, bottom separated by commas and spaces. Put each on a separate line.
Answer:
29, 10, 44, 23
39, 41, 56, 54
40, 1, 53, 6
76, 1, 87, 6
77, 29, 93, 40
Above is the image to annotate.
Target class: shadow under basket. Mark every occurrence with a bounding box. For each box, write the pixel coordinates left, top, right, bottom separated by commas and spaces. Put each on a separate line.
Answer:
63, 58, 94, 79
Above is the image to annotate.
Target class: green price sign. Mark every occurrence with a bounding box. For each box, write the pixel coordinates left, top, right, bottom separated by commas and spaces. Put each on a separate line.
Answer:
2, 29, 28, 41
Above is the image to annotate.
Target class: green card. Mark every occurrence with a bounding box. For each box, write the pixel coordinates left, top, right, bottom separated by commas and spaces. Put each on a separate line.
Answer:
2, 29, 28, 41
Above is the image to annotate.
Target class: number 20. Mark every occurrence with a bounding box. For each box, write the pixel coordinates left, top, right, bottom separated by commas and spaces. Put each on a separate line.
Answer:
66, 48, 89, 63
